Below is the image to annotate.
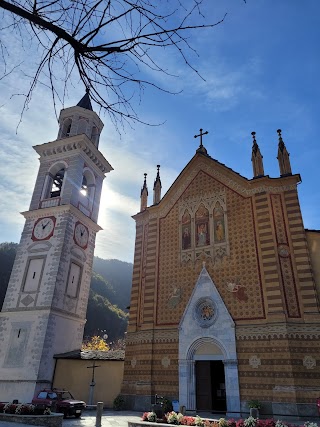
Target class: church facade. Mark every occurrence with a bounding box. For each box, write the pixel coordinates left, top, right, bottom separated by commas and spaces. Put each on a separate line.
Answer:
0, 93, 112, 402
122, 131, 320, 417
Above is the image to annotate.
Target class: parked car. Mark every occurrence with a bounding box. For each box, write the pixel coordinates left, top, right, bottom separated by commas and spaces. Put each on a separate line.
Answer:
32, 388, 86, 418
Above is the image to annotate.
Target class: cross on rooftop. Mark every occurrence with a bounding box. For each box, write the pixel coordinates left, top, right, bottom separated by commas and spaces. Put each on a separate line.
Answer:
194, 128, 209, 148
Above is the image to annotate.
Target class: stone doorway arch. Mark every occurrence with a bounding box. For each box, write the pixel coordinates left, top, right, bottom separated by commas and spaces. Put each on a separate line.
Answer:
178, 266, 240, 417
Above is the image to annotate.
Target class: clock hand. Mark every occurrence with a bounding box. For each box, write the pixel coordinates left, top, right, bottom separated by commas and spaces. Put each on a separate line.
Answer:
42, 221, 50, 229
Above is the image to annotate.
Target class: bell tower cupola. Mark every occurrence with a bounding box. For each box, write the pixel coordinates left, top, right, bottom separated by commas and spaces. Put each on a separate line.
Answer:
277, 129, 292, 176
57, 89, 103, 148
251, 131, 265, 178
153, 165, 162, 205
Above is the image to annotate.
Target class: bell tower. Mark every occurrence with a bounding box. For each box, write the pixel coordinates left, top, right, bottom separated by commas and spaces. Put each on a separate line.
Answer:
0, 92, 113, 402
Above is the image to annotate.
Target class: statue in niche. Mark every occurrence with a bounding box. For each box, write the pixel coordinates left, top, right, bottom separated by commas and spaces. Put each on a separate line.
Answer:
181, 210, 191, 250
195, 205, 210, 247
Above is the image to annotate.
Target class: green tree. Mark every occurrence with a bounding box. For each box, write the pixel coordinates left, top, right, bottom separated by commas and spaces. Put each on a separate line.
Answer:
0, 242, 18, 310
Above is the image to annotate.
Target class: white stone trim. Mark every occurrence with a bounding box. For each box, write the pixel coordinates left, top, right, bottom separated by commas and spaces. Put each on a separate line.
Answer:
179, 267, 240, 416
33, 134, 113, 175
21, 204, 102, 233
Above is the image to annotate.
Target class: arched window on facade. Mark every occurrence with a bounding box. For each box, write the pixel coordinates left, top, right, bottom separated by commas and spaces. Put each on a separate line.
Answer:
77, 118, 87, 135
195, 204, 210, 247
60, 118, 72, 138
181, 210, 191, 250
91, 126, 99, 146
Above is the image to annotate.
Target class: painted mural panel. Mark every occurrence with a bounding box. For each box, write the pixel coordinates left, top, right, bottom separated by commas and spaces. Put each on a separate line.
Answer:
214, 203, 225, 243
195, 205, 210, 247
181, 210, 191, 250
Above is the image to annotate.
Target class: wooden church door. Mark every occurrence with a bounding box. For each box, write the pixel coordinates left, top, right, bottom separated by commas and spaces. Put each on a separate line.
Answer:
195, 361, 226, 412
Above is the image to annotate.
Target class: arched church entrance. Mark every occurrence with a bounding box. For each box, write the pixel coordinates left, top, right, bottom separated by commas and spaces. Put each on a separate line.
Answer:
178, 267, 240, 417
194, 340, 226, 412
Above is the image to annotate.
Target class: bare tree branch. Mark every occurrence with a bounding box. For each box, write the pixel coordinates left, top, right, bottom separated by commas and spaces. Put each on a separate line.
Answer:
0, 0, 230, 129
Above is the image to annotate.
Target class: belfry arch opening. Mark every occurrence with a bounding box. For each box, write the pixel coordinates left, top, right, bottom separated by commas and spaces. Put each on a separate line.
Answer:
60, 118, 72, 138
91, 126, 99, 146
50, 169, 65, 198
79, 168, 95, 211
41, 161, 68, 202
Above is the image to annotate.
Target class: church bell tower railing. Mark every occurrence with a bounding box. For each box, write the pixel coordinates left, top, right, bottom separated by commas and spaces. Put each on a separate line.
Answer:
40, 197, 61, 208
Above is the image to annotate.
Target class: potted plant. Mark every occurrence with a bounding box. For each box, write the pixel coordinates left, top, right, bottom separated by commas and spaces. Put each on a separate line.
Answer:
247, 400, 261, 418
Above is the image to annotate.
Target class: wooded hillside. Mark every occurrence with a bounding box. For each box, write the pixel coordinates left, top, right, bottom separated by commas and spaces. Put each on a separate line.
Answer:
0, 242, 132, 343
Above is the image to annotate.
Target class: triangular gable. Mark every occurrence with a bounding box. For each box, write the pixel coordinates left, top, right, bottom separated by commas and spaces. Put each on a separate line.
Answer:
139, 151, 300, 222
179, 264, 236, 360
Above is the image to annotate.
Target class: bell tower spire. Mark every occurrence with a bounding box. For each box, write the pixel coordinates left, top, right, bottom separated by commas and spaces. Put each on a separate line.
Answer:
0, 92, 113, 403
153, 165, 162, 205
277, 129, 292, 176
58, 90, 103, 148
251, 131, 264, 178
140, 173, 148, 211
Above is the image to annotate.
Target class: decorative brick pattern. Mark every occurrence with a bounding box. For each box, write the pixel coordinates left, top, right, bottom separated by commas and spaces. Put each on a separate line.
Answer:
284, 190, 319, 314
123, 153, 320, 414
157, 171, 263, 325
271, 194, 300, 317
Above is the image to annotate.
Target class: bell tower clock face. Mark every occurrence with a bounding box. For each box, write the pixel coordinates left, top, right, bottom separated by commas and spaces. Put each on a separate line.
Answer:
74, 221, 89, 249
32, 216, 56, 241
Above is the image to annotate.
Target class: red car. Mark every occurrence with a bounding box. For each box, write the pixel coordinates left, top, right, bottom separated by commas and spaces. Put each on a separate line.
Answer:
32, 388, 86, 418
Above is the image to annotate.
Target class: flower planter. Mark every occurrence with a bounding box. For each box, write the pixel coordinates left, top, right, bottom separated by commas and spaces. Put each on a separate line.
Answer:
249, 408, 259, 419
0, 412, 63, 427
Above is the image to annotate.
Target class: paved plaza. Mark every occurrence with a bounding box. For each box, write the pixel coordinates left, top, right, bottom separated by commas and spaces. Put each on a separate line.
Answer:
0, 410, 141, 427
0, 409, 319, 427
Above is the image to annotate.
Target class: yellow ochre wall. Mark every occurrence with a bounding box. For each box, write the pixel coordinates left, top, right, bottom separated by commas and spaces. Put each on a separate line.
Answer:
53, 359, 124, 407
306, 230, 320, 301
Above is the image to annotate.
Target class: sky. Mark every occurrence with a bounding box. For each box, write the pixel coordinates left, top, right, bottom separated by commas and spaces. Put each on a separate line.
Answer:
0, 0, 320, 263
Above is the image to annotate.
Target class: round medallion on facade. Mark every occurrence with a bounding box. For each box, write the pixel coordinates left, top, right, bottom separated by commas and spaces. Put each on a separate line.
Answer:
303, 355, 316, 369
249, 355, 261, 369
162, 356, 170, 368
278, 244, 290, 258
195, 298, 216, 327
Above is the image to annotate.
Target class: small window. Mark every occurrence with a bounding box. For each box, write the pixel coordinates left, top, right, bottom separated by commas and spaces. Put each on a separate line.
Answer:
37, 391, 48, 399
91, 126, 99, 145
61, 391, 73, 400
48, 392, 58, 400
77, 118, 87, 135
